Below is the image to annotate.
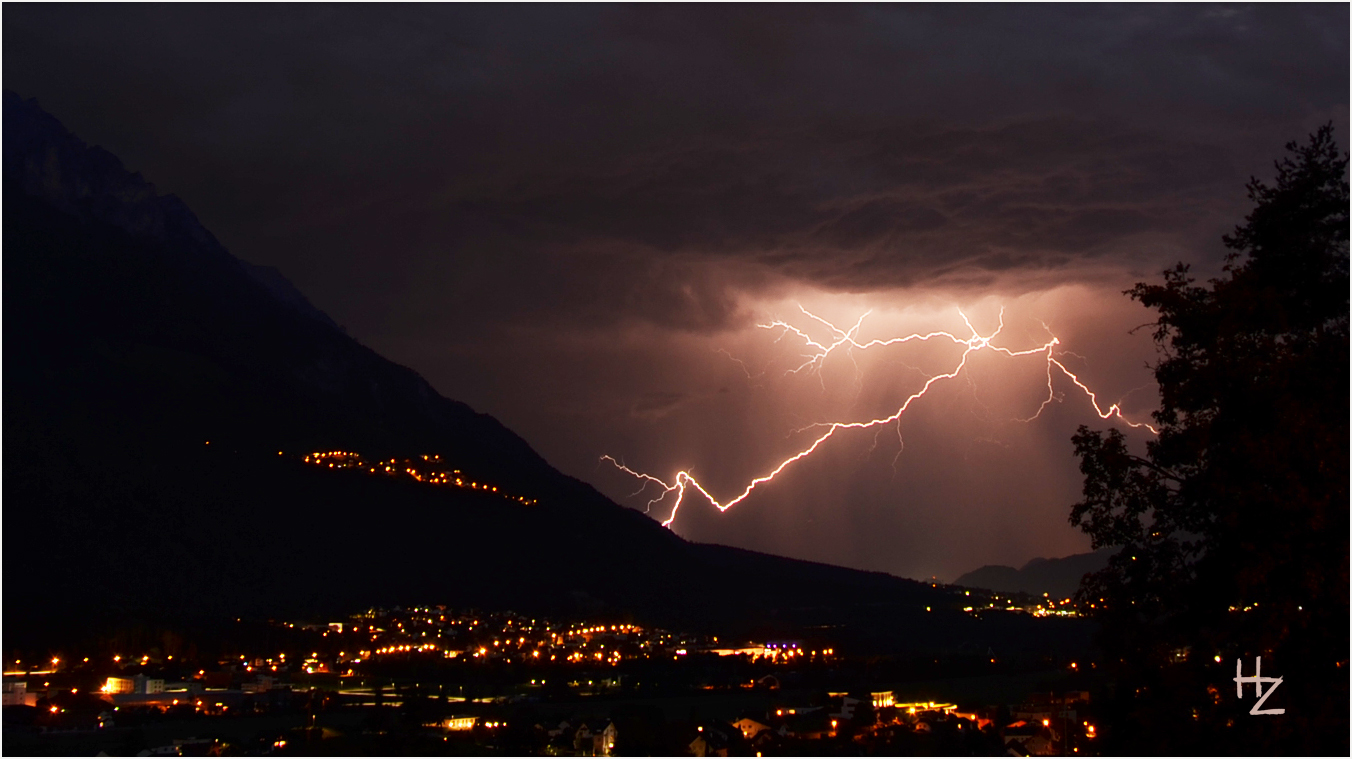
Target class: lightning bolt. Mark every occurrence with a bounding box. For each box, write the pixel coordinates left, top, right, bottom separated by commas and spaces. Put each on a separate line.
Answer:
604, 307, 1156, 528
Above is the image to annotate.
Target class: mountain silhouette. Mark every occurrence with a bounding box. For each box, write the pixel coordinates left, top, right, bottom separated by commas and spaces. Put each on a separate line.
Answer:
953, 548, 1114, 598
3, 91, 1090, 658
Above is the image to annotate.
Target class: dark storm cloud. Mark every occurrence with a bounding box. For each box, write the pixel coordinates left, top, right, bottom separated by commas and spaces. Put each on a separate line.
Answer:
5, 4, 1346, 578
5, 4, 1346, 336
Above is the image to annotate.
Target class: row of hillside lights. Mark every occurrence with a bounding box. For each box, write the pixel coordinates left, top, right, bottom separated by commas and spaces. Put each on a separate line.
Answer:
374, 644, 438, 655
295, 450, 539, 506
569, 624, 639, 635
31, 654, 175, 671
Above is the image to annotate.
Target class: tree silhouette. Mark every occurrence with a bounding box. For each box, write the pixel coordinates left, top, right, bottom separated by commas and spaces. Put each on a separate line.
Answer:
1070, 125, 1348, 754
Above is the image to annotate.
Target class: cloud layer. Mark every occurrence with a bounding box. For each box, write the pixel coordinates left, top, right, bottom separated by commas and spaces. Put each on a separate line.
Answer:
6, 4, 1346, 578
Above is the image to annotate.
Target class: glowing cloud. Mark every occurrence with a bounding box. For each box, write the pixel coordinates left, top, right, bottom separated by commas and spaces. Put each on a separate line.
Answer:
603, 305, 1155, 528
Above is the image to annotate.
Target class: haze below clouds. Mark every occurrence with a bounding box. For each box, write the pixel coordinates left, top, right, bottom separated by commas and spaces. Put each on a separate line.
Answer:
6, 4, 1347, 579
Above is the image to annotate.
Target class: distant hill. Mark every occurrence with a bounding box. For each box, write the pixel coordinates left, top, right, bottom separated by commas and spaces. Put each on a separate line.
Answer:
2, 91, 1092, 659
954, 548, 1115, 598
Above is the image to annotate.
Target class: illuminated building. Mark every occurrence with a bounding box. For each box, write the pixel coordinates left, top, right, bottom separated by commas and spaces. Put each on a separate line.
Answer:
102, 677, 136, 694
440, 715, 477, 731
732, 717, 771, 740
1, 679, 34, 707
896, 701, 958, 715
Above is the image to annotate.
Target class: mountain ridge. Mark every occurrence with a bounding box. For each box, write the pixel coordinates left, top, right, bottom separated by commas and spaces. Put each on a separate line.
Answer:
953, 548, 1114, 598
3, 91, 1092, 659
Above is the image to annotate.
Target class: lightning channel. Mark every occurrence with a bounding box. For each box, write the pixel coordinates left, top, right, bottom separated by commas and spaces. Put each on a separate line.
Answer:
604, 307, 1156, 528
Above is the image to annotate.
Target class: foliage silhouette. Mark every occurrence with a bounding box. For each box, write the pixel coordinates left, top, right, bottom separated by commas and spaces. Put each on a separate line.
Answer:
1070, 125, 1349, 754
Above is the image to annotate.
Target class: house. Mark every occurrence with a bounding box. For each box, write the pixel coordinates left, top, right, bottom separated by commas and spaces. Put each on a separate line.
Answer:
731, 716, 771, 740
830, 695, 862, 722
776, 708, 832, 739
750, 728, 782, 754
599, 722, 618, 756
689, 734, 718, 758
573, 720, 617, 756
1003, 720, 1039, 746
2, 679, 35, 707
574, 722, 595, 756
1022, 735, 1056, 755
1003, 719, 1059, 756
689, 721, 741, 757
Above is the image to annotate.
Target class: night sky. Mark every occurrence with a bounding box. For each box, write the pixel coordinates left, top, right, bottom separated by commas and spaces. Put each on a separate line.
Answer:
6, 5, 1347, 581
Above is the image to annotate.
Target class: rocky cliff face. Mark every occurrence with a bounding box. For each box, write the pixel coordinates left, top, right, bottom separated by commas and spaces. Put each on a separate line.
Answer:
4, 91, 339, 331
4, 91, 219, 249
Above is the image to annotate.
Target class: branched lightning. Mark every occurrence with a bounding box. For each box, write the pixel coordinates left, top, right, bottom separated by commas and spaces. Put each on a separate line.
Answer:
604, 307, 1156, 528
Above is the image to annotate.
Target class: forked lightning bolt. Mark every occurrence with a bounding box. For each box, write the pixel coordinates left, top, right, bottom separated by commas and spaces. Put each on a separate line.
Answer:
603, 307, 1155, 528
